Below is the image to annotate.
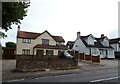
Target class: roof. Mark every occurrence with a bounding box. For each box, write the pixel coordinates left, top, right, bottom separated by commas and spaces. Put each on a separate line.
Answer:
17, 31, 40, 39
80, 35, 113, 49
66, 41, 75, 49
17, 30, 65, 42
109, 38, 120, 44
34, 44, 67, 50
80, 36, 96, 48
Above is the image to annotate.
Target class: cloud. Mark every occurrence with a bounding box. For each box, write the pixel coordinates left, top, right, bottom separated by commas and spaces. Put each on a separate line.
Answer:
1, 0, 119, 46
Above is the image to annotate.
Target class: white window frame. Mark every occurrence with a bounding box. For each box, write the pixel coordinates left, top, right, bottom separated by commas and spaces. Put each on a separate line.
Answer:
22, 49, 30, 55
23, 38, 31, 43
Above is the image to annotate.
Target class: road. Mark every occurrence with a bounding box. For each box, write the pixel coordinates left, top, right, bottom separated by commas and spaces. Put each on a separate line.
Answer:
5, 67, 119, 83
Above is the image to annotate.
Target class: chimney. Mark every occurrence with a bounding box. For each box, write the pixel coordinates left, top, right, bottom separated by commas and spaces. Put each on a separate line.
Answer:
77, 32, 80, 39
17, 25, 20, 32
101, 34, 104, 38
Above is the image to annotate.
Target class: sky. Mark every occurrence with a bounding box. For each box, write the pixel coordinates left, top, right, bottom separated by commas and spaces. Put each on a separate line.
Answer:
0, 0, 120, 46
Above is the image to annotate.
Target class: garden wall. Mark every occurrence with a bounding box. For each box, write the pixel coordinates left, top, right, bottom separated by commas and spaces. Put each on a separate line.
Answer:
16, 56, 78, 72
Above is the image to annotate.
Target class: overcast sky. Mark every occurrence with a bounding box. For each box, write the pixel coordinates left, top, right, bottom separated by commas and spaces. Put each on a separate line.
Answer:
1, 0, 119, 46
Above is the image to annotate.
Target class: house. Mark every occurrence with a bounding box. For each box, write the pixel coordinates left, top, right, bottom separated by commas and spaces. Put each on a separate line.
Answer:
72, 32, 115, 58
95, 35, 114, 58
109, 38, 120, 52
16, 26, 67, 57
109, 38, 120, 58
66, 41, 74, 51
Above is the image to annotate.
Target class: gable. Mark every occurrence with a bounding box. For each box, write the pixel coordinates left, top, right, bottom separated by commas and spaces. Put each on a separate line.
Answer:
36, 31, 56, 42
83, 34, 95, 45
103, 38, 109, 47
73, 38, 86, 51
87, 35, 95, 45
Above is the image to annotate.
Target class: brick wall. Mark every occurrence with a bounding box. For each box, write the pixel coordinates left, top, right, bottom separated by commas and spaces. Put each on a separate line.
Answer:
16, 56, 78, 72
85, 55, 91, 61
92, 56, 100, 63
115, 51, 120, 58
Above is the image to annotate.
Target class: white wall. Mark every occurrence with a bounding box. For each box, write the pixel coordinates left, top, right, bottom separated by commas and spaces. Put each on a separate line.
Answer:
103, 38, 109, 47
72, 38, 89, 54
107, 49, 115, 58
91, 48, 99, 56
87, 36, 94, 45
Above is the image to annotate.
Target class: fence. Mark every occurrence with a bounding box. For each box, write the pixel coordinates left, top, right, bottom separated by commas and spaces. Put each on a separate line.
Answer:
68, 51, 100, 63
114, 51, 120, 59
2, 47, 16, 59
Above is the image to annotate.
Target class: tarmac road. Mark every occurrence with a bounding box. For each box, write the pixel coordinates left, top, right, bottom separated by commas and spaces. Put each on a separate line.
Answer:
6, 67, 119, 83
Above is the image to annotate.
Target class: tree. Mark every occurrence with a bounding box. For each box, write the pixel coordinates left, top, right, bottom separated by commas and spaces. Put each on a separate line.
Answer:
6, 42, 16, 48
2, 2, 30, 31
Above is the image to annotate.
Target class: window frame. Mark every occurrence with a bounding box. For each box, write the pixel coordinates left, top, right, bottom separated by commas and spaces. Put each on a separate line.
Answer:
46, 50, 53, 55
42, 39, 49, 45
22, 38, 31, 43
22, 49, 30, 55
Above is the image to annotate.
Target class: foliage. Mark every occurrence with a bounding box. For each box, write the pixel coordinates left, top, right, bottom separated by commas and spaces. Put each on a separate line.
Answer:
2, 1, 30, 31
0, 31, 7, 38
6, 42, 16, 48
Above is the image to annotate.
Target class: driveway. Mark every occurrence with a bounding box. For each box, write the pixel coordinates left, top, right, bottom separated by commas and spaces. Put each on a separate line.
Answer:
100, 59, 119, 68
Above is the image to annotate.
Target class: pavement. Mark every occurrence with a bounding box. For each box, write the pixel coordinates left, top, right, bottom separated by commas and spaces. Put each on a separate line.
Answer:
1, 59, 119, 82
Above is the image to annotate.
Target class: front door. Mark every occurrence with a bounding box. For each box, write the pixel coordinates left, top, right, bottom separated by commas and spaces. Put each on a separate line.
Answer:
105, 50, 108, 58
36, 50, 44, 58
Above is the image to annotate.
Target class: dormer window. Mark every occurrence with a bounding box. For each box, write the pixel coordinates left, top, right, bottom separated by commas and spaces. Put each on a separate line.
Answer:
56, 42, 64, 45
42, 39, 49, 45
23, 38, 31, 43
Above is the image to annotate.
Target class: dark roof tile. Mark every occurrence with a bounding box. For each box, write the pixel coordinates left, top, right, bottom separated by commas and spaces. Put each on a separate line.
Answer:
34, 44, 67, 50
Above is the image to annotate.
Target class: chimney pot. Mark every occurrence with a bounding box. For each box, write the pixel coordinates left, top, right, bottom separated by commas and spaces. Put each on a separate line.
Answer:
17, 25, 20, 32
77, 32, 80, 39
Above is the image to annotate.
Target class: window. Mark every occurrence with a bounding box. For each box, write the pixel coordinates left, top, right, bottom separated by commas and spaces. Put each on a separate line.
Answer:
56, 42, 64, 45
92, 48, 98, 54
100, 50, 104, 55
58, 51, 64, 55
46, 50, 53, 55
42, 39, 49, 45
22, 49, 30, 55
23, 38, 31, 43
108, 50, 113, 55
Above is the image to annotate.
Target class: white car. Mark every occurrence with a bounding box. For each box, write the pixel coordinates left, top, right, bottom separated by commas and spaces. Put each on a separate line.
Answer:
64, 52, 74, 59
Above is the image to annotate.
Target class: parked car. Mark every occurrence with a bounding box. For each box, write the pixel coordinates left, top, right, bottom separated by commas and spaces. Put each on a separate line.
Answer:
64, 52, 74, 59
59, 52, 74, 59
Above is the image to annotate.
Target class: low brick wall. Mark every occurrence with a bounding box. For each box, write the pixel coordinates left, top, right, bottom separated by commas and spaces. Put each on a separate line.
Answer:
80, 53, 85, 60
16, 56, 78, 72
85, 55, 91, 61
92, 56, 100, 63
115, 51, 120, 59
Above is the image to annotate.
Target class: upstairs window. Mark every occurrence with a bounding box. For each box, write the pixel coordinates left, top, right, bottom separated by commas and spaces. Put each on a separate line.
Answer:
23, 38, 31, 43
56, 42, 64, 45
22, 49, 30, 55
42, 39, 49, 45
